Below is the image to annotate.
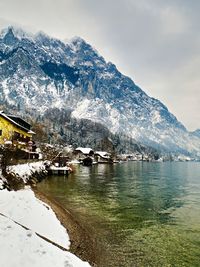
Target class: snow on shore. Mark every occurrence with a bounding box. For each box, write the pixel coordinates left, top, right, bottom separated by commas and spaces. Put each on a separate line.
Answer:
0, 215, 90, 267
0, 187, 91, 267
0, 169, 7, 189
0, 187, 69, 248
8, 161, 48, 182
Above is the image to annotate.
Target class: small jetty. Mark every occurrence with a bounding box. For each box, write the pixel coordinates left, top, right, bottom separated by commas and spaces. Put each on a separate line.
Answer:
47, 164, 72, 175
47, 152, 72, 175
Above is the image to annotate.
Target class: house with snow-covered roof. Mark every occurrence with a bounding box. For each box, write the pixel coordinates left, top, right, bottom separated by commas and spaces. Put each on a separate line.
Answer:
0, 111, 35, 147
74, 147, 94, 160
94, 151, 112, 163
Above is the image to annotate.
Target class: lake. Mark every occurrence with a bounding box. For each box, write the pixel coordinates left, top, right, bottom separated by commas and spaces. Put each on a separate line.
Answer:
37, 162, 200, 267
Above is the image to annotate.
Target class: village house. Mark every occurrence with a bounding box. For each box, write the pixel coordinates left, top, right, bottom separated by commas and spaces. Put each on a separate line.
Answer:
0, 111, 35, 148
74, 147, 94, 160
73, 147, 94, 166
94, 151, 112, 163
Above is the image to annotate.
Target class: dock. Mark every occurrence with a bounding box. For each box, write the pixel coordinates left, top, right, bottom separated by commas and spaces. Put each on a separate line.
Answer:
47, 165, 72, 175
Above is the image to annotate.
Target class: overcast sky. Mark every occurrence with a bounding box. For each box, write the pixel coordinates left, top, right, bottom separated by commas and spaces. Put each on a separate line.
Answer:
0, 0, 199, 131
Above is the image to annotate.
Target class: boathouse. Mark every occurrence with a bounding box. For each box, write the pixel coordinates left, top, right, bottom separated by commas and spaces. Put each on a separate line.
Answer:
74, 147, 94, 158
94, 151, 112, 163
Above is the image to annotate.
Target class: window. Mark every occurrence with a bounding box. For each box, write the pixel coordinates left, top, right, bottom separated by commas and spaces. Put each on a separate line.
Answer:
13, 131, 20, 140
0, 130, 2, 136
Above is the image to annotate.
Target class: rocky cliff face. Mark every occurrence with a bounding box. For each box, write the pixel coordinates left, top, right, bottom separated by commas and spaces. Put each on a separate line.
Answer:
0, 26, 200, 156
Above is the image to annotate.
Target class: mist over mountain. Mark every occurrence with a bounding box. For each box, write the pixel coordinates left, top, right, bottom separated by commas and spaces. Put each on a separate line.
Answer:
0, 26, 200, 157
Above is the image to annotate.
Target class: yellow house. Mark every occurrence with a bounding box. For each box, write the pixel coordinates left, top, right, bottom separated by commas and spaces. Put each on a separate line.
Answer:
0, 111, 34, 146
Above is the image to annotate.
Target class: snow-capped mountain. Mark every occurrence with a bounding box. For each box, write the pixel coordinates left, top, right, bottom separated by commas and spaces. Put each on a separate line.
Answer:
0, 26, 200, 156
191, 129, 200, 138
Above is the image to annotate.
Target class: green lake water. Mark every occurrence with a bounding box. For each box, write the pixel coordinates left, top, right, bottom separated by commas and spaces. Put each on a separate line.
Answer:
37, 162, 200, 267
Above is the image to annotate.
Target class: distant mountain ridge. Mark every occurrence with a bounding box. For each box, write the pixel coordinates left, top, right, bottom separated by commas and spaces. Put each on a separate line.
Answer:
0, 26, 200, 157
191, 129, 200, 138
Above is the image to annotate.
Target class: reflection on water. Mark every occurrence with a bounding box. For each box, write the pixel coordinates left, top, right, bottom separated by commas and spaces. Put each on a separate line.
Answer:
38, 162, 200, 267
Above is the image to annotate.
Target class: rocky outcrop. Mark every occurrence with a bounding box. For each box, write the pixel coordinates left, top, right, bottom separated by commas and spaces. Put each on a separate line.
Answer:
0, 161, 48, 190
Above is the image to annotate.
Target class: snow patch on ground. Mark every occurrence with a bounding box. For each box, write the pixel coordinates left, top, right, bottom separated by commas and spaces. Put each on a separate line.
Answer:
0, 188, 91, 267
0, 215, 90, 267
0, 187, 69, 248
0, 170, 7, 189
8, 161, 47, 182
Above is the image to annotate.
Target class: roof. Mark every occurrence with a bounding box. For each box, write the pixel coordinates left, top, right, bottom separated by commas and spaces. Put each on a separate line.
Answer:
75, 147, 93, 155
7, 115, 31, 130
0, 111, 34, 133
95, 151, 111, 158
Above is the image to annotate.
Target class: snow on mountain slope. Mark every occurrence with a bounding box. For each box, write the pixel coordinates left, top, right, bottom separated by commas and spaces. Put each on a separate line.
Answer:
191, 129, 200, 138
0, 26, 200, 156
